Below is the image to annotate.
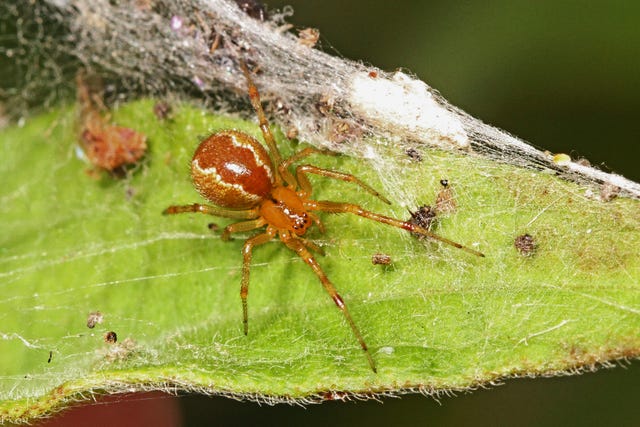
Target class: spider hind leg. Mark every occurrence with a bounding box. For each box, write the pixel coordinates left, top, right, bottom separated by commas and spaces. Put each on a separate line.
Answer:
281, 233, 377, 373
306, 200, 484, 257
240, 230, 275, 335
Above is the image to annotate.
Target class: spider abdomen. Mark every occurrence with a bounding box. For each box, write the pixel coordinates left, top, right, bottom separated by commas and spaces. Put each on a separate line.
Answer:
191, 130, 274, 209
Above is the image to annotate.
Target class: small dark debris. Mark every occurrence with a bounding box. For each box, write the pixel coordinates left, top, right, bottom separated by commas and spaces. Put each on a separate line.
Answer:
235, 0, 267, 21
575, 157, 591, 167
405, 148, 422, 162
600, 182, 620, 202
371, 253, 392, 265
153, 101, 172, 120
207, 223, 219, 231
104, 331, 118, 344
514, 233, 537, 256
47, 351, 52, 363
320, 390, 349, 401
86, 311, 104, 329
408, 205, 437, 239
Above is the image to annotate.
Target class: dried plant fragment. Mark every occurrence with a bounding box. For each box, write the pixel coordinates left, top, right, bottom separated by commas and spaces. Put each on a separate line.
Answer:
435, 179, 457, 213
408, 205, 437, 239
77, 71, 147, 174
86, 311, 104, 329
600, 182, 620, 202
405, 148, 422, 162
371, 253, 392, 265
298, 27, 320, 48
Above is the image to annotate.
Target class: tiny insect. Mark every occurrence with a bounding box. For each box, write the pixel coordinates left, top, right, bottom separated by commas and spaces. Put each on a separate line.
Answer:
164, 61, 484, 372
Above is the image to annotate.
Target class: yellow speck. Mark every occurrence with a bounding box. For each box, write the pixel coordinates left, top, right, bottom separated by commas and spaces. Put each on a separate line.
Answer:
553, 153, 571, 165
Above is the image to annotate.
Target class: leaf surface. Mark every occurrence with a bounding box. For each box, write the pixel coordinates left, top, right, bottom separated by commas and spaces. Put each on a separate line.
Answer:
1, 101, 639, 422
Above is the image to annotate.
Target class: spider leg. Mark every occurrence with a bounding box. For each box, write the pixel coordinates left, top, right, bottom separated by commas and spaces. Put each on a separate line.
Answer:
309, 212, 326, 234
278, 147, 336, 187
240, 229, 276, 335
239, 61, 285, 184
280, 147, 336, 170
295, 164, 391, 204
163, 203, 259, 219
281, 233, 377, 373
221, 218, 267, 241
296, 236, 325, 256
306, 200, 485, 257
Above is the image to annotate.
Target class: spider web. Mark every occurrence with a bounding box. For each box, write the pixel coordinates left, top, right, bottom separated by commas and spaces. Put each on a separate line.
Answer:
0, 0, 639, 420
1, 0, 638, 199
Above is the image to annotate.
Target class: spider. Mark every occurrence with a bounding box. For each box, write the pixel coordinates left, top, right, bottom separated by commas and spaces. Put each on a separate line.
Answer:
163, 62, 484, 372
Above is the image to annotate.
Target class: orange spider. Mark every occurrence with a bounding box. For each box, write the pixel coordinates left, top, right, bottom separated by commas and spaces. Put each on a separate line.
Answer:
163, 62, 484, 372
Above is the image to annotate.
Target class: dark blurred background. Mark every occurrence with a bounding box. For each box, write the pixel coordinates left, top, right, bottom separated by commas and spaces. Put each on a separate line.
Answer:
7, 0, 639, 425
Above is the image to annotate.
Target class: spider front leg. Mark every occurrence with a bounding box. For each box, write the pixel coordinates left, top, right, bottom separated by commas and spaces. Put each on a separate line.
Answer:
295, 164, 391, 204
307, 200, 485, 257
240, 229, 276, 335
278, 147, 335, 187
239, 61, 284, 176
281, 233, 377, 373
280, 147, 335, 169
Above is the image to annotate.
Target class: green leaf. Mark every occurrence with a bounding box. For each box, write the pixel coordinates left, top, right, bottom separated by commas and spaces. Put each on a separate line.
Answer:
1, 100, 639, 423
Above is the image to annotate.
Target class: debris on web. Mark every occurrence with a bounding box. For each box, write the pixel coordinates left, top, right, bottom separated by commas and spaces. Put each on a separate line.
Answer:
1, 0, 638, 200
